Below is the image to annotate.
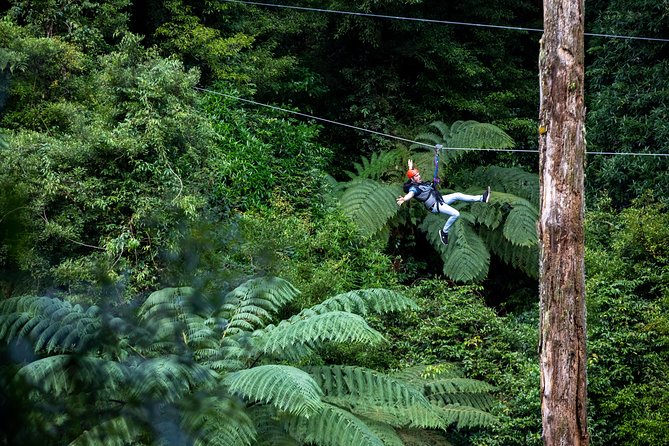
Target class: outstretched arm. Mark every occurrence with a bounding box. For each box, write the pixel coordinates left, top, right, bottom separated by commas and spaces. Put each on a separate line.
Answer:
397, 190, 415, 206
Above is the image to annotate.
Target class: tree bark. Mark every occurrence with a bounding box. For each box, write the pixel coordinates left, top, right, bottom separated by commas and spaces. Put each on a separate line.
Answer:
538, 0, 589, 444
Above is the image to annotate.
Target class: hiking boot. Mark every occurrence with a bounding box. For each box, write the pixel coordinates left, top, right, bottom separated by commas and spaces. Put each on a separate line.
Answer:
482, 186, 491, 203
440, 229, 449, 246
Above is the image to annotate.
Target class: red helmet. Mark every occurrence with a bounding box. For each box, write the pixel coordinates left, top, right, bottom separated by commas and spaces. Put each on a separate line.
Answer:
407, 168, 420, 179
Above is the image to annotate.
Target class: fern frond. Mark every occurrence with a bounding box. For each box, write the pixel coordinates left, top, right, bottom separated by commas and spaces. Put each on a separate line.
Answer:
305, 366, 433, 409
224, 365, 323, 417
129, 356, 216, 402
391, 364, 463, 383
290, 289, 418, 321
257, 312, 386, 354
0, 296, 102, 353
138, 287, 196, 321
17, 355, 127, 396
287, 402, 385, 446
420, 216, 490, 282
360, 418, 405, 446
222, 277, 300, 335
434, 404, 498, 429
471, 166, 539, 205
397, 428, 455, 446
425, 378, 497, 410
339, 179, 400, 237
412, 121, 514, 166
499, 198, 539, 247
483, 228, 539, 278
448, 120, 514, 149
251, 405, 299, 446
69, 416, 143, 446
181, 396, 257, 446
345, 149, 406, 181
306, 365, 453, 429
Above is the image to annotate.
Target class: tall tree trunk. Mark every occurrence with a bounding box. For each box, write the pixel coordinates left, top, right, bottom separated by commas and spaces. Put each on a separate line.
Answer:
538, 0, 589, 444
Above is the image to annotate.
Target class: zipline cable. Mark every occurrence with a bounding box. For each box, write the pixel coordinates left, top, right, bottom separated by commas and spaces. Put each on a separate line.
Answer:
219, 0, 669, 43
195, 87, 669, 157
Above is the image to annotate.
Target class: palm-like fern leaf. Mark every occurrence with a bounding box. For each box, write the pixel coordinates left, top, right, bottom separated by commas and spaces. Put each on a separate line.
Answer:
224, 365, 323, 416
0, 296, 102, 353
339, 179, 400, 237
412, 120, 515, 165
17, 355, 126, 396
287, 402, 385, 446
470, 166, 539, 205
305, 366, 433, 409
483, 228, 539, 278
251, 405, 300, 446
359, 418, 405, 446
69, 416, 143, 446
345, 148, 407, 180
391, 364, 464, 383
138, 286, 197, 320
181, 396, 257, 446
424, 378, 497, 410
221, 277, 300, 335
420, 215, 490, 282
129, 356, 216, 402
257, 311, 386, 355
288, 289, 418, 321
433, 404, 498, 429
304, 366, 452, 429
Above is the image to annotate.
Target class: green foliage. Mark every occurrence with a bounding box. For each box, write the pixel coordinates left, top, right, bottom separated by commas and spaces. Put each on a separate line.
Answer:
0, 34, 219, 297
584, 196, 669, 445
198, 82, 332, 213
332, 121, 538, 282
382, 281, 542, 445
339, 179, 401, 237
0, 277, 497, 445
7, 0, 131, 52
585, 0, 669, 206
229, 203, 401, 303
412, 120, 515, 166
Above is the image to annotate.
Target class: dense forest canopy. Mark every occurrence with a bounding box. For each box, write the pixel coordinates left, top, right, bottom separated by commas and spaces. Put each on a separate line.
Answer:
1, 0, 668, 445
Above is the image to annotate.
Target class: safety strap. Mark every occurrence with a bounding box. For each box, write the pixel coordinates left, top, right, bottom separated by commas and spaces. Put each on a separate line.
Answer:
432, 144, 443, 188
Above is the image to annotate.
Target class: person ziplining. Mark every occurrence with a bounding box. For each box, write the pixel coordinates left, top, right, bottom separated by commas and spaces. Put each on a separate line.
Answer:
396, 145, 491, 245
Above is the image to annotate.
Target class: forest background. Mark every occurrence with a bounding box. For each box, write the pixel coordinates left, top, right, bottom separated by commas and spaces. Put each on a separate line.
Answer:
0, 0, 668, 445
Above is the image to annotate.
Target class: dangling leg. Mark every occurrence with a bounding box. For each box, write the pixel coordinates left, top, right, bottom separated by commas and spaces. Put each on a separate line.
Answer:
434, 191, 487, 245
433, 202, 460, 245
441, 192, 484, 205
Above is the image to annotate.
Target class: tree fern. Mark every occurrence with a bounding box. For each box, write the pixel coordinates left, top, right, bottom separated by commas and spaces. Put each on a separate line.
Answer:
420, 215, 490, 282
0, 295, 102, 353
287, 402, 385, 446
412, 120, 515, 165
305, 365, 434, 410
360, 418, 406, 446
221, 277, 300, 335
128, 356, 216, 402
289, 288, 419, 321
470, 165, 539, 205
251, 405, 299, 446
424, 378, 497, 410
224, 365, 323, 417
339, 179, 400, 237
257, 311, 386, 355
345, 148, 408, 181
483, 228, 539, 278
68, 417, 144, 446
1, 279, 498, 446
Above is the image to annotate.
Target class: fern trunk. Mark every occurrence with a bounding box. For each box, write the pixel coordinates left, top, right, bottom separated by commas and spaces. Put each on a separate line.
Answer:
537, 0, 589, 445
